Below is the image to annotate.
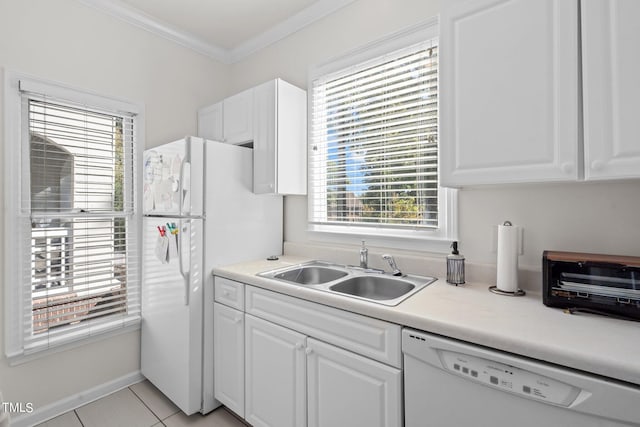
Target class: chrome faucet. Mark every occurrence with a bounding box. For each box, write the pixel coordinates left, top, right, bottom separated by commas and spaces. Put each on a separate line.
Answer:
359, 240, 368, 269
382, 254, 402, 276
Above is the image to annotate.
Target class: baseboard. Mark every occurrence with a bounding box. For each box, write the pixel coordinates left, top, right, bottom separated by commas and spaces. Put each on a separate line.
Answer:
9, 371, 144, 427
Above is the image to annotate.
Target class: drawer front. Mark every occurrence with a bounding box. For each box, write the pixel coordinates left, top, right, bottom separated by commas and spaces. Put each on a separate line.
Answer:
214, 277, 244, 310
245, 286, 401, 367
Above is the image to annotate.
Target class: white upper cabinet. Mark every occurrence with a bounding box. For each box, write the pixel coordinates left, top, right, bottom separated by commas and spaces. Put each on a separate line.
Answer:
197, 79, 307, 195
441, 0, 640, 186
253, 79, 307, 195
197, 102, 223, 141
440, 0, 580, 187
582, 0, 640, 180
197, 89, 253, 145
223, 89, 254, 145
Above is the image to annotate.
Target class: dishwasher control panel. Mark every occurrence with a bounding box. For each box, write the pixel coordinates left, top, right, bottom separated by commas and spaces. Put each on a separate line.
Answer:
439, 350, 581, 406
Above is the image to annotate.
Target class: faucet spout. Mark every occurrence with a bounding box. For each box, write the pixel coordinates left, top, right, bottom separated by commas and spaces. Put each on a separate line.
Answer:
359, 240, 368, 269
382, 254, 402, 276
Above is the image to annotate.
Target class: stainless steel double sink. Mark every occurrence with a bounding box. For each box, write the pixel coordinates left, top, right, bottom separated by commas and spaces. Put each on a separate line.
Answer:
258, 261, 437, 306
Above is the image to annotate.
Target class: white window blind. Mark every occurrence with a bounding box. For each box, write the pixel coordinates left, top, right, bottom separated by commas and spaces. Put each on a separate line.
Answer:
11, 87, 141, 355
310, 39, 441, 232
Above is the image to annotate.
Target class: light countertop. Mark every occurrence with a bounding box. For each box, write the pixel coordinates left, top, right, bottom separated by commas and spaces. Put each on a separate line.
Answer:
213, 255, 640, 386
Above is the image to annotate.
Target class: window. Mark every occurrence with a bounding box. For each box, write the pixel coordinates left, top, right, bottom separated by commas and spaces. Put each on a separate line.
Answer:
309, 22, 456, 249
4, 74, 142, 360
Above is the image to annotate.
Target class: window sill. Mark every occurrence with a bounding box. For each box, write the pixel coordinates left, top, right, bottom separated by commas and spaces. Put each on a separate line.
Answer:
6, 317, 140, 366
307, 223, 455, 254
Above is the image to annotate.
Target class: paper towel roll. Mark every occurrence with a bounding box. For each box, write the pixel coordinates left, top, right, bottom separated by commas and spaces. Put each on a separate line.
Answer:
496, 222, 519, 292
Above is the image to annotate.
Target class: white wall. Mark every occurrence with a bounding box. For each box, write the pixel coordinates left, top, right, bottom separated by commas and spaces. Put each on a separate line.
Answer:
228, 0, 440, 93
229, 0, 640, 270
0, 0, 228, 413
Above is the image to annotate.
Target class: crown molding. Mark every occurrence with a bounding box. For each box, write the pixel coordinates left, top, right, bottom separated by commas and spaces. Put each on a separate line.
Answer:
229, 0, 357, 63
77, 0, 356, 64
77, 0, 231, 62
310, 16, 440, 77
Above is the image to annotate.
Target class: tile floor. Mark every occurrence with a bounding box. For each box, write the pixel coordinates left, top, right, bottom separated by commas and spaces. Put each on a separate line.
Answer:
37, 380, 248, 427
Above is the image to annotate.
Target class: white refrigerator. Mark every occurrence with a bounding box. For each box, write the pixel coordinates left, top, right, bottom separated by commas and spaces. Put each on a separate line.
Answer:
141, 136, 282, 415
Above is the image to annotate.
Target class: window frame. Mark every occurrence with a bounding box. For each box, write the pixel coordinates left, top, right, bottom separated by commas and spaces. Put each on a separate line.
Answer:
4, 71, 144, 363
307, 19, 457, 252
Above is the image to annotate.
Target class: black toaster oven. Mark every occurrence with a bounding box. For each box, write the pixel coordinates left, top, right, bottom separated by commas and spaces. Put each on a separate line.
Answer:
543, 251, 640, 320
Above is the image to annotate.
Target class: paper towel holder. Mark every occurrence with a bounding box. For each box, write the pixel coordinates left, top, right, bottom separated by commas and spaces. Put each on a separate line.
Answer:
489, 220, 526, 296
489, 285, 525, 296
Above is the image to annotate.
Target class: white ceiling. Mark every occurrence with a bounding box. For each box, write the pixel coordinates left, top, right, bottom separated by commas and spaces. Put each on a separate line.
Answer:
119, 0, 318, 50
79, 0, 356, 63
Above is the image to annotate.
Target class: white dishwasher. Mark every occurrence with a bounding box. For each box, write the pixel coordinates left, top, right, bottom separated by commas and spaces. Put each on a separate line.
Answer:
402, 328, 640, 427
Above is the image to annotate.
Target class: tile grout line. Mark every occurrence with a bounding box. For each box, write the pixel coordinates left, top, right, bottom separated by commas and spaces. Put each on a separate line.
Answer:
223, 407, 250, 426
73, 409, 85, 427
127, 385, 163, 425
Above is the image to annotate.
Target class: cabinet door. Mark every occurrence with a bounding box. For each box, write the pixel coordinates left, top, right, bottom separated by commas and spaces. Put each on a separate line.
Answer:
223, 89, 254, 144
197, 102, 223, 141
582, 0, 640, 180
253, 79, 307, 195
307, 338, 402, 427
253, 80, 277, 194
245, 314, 306, 427
440, 0, 580, 186
213, 303, 244, 417
275, 79, 307, 195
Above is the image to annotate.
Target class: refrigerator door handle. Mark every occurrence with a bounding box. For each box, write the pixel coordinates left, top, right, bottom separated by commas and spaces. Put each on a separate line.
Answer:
179, 219, 191, 305
181, 160, 190, 215
180, 140, 191, 216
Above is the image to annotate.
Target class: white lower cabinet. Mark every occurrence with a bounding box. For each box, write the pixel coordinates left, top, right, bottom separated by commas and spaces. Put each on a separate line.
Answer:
244, 314, 401, 427
245, 314, 307, 427
307, 338, 402, 427
212, 279, 403, 426
213, 302, 244, 417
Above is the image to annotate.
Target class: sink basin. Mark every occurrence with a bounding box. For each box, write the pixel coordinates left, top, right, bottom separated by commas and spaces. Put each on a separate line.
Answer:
258, 260, 436, 306
259, 261, 349, 285
329, 276, 415, 300
273, 266, 348, 285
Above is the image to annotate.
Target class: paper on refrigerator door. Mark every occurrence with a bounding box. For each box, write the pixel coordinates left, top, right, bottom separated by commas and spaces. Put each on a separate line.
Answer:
146, 151, 184, 213
168, 232, 178, 261
143, 183, 154, 211
155, 234, 169, 264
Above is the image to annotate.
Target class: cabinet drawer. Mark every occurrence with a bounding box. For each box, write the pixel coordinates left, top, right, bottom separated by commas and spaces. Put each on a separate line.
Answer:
245, 286, 401, 367
214, 277, 244, 310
